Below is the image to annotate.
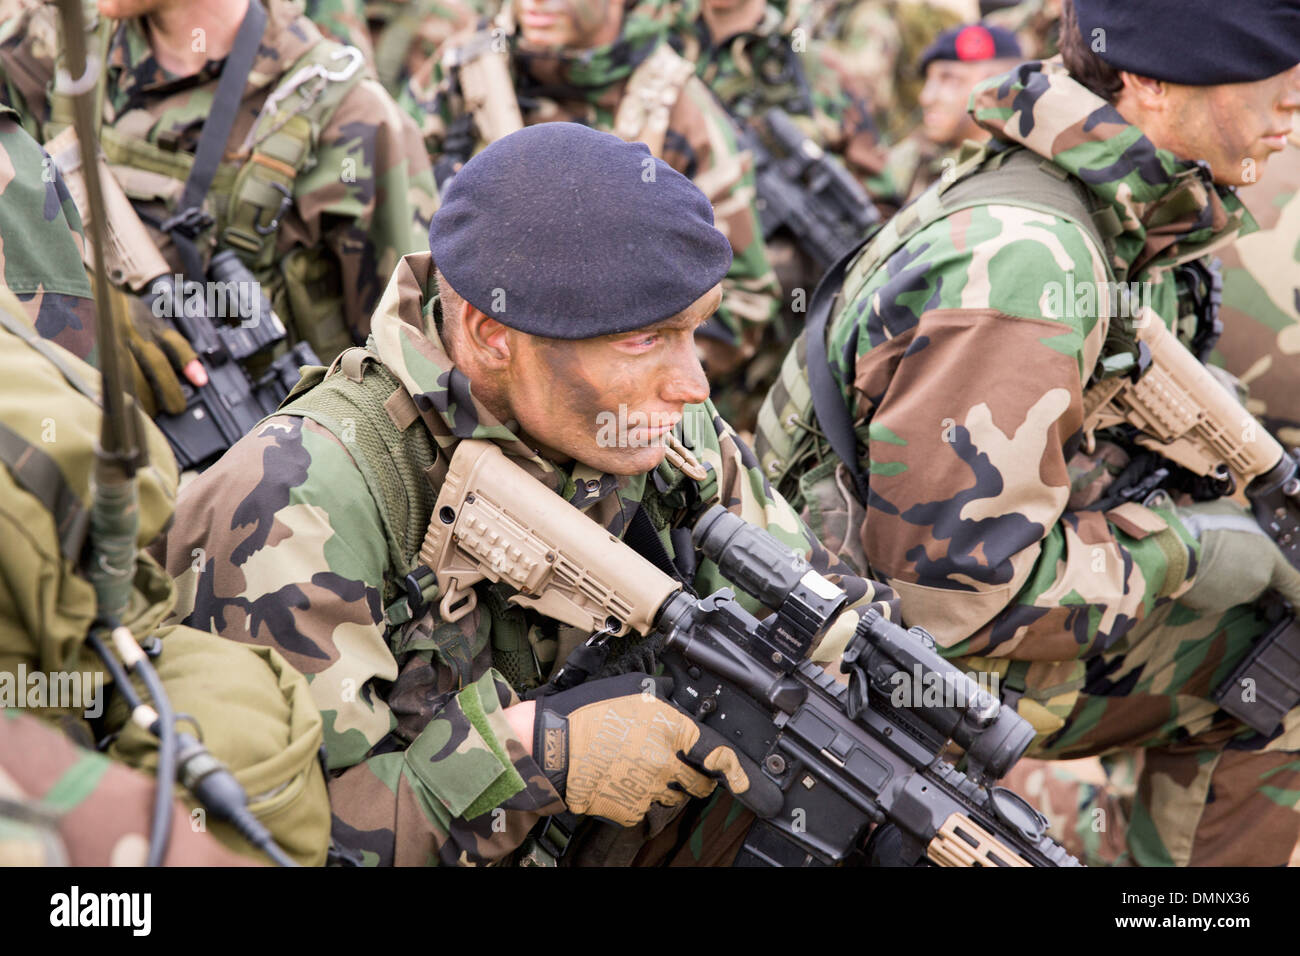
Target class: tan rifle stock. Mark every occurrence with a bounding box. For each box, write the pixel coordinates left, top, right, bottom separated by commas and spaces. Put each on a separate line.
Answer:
418, 440, 681, 638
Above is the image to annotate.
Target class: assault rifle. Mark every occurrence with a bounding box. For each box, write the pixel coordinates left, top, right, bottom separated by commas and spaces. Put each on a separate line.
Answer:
46, 127, 319, 471
1085, 315, 1300, 734
416, 439, 1080, 866
742, 108, 882, 271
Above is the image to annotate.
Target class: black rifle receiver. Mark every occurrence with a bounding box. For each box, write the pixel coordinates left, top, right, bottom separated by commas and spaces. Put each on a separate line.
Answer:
652, 506, 1079, 867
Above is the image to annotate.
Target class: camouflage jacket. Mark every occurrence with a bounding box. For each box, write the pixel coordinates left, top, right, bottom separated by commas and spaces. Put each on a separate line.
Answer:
0, 104, 96, 363
401, 0, 781, 351
0, 0, 437, 362
668, 0, 894, 200
1213, 137, 1300, 444
757, 61, 1253, 733
156, 250, 899, 866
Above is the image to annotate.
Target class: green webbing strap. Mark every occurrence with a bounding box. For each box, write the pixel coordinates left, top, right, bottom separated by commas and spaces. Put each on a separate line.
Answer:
274, 351, 438, 592
0, 421, 89, 560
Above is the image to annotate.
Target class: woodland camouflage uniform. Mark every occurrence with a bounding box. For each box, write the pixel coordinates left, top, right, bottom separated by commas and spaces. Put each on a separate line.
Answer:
401, 0, 781, 358
0, 0, 437, 366
154, 250, 901, 866
1214, 138, 1300, 446
668, 0, 895, 201
756, 60, 1300, 865
0, 102, 96, 363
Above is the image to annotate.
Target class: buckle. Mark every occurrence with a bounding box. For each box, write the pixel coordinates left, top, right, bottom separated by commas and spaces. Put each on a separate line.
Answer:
161, 205, 215, 238
533, 814, 575, 859
254, 181, 294, 236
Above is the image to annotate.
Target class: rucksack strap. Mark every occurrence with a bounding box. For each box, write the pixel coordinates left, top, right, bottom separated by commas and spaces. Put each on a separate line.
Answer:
161, 0, 267, 283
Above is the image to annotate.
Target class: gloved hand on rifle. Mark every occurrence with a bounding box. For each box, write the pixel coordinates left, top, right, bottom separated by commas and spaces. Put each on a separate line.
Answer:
108, 285, 208, 417
529, 673, 777, 826
1173, 498, 1300, 612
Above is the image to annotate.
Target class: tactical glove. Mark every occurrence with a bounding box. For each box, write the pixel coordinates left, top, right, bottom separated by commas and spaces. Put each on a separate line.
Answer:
109, 285, 206, 417
1174, 499, 1300, 613
533, 672, 776, 827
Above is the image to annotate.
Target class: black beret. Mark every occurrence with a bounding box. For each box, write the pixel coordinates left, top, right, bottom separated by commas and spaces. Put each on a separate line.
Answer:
919, 23, 1022, 75
1074, 0, 1300, 85
428, 122, 733, 339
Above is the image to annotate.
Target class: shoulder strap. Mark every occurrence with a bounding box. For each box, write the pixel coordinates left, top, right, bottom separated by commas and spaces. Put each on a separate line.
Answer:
445, 29, 524, 148
805, 145, 1125, 505
162, 0, 267, 282
613, 44, 695, 157
222, 41, 367, 269
274, 348, 438, 605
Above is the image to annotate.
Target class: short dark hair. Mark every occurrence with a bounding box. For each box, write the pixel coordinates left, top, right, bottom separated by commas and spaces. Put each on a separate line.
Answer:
1059, 0, 1123, 103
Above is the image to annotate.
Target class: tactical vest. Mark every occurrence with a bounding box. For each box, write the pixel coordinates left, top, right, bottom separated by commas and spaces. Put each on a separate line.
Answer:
757, 143, 1125, 512
46, 17, 368, 362
274, 345, 718, 688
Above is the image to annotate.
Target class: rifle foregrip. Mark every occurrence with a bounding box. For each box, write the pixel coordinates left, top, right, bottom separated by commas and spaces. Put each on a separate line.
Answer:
926, 813, 1031, 867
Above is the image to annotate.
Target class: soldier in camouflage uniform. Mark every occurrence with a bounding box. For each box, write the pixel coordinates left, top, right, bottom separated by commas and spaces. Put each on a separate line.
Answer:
0, 0, 437, 413
0, 265, 332, 863
669, 0, 892, 197
154, 123, 900, 867
0, 103, 96, 363
756, 0, 1300, 864
883, 22, 1022, 204
807, 0, 967, 144
401, 0, 781, 375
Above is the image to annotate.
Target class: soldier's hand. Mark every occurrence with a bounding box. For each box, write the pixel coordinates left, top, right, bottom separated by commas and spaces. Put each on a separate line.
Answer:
109, 286, 207, 417
1175, 499, 1300, 612
532, 673, 778, 827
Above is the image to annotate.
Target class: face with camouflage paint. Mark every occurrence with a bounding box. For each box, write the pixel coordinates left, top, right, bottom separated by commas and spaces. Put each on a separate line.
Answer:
1116, 65, 1300, 187
919, 59, 1020, 148
516, 0, 624, 49
453, 285, 720, 475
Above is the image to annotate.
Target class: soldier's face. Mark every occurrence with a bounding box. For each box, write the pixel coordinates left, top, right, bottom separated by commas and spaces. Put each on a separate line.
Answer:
500, 285, 720, 475
516, 0, 623, 50
1152, 66, 1300, 186
919, 60, 1015, 147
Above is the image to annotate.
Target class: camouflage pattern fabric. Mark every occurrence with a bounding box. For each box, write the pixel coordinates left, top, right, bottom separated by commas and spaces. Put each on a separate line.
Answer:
1213, 138, 1300, 446
998, 752, 1136, 866
0, 0, 437, 362
401, 0, 781, 356
367, 0, 497, 99
806, 0, 965, 143
669, 0, 895, 199
305, 0, 379, 68
0, 104, 96, 363
0, 709, 257, 866
154, 249, 900, 866
758, 60, 1300, 865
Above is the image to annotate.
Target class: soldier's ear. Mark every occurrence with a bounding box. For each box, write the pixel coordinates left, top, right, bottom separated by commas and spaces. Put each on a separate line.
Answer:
1117, 71, 1168, 112
462, 307, 512, 367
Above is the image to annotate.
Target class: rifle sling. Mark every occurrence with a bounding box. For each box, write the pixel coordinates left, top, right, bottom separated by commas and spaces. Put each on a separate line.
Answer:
804, 237, 877, 508
164, 0, 267, 282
